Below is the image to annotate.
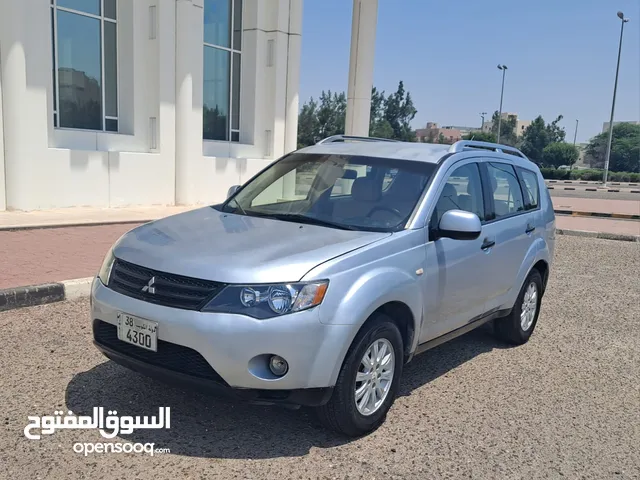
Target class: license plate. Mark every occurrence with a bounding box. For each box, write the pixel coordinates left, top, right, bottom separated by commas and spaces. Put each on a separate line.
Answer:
117, 313, 158, 352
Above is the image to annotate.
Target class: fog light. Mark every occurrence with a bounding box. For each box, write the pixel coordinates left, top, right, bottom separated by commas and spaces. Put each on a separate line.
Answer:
269, 355, 288, 376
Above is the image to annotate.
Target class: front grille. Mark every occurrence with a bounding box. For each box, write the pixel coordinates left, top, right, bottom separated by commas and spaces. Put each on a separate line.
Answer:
109, 258, 224, 310
93, 320, 227, 384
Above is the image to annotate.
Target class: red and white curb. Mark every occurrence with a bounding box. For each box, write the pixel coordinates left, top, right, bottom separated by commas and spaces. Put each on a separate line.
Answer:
0, 277, 93, 312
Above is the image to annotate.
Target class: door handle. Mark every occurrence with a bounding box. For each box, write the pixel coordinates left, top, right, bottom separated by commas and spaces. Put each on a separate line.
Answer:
481, 238, 495, 250
525, 223, 535, 234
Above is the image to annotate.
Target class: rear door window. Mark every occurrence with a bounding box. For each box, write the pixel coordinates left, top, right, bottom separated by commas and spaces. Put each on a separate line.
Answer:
486, 162, 525, 219
517, 168, 540, 210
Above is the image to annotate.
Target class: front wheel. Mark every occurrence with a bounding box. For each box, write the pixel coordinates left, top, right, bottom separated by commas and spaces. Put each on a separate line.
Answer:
315, 313, 403, 437
494, 269, 543, 345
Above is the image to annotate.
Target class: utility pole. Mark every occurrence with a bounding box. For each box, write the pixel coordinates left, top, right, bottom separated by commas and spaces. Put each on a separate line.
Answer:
496, 65, 508, 143
571, 119, 579, 170
603, 12, 630, 186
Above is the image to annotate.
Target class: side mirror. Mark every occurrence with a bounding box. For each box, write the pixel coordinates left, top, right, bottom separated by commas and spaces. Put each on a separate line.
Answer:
437, 210, 481, 240
227, 185, 240, 198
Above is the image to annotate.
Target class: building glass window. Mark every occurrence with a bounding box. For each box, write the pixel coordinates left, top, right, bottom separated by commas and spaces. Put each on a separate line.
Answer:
51, 0, 118, 132
203, 0, 242, 142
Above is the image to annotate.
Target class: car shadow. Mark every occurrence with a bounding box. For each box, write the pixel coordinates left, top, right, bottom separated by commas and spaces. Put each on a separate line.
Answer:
65, 324, 509, 459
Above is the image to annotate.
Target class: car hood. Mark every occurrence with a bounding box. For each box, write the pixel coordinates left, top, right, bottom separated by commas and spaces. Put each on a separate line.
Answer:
113, 207, 391, 284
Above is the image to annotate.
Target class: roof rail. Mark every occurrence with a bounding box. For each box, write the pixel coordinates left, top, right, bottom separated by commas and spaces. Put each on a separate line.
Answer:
448, 140, 527, 159
316, 134, 399, 145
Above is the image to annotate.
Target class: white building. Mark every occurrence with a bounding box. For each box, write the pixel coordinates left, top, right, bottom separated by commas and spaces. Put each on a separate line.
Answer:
0, 0, 307, 211
0, 0, 381, 212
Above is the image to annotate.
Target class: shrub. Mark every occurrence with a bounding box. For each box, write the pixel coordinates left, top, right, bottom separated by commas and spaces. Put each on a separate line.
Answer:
539, 168, 640, 182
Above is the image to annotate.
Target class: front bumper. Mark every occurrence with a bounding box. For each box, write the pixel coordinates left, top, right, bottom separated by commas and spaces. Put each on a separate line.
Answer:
90, 278, 356, 404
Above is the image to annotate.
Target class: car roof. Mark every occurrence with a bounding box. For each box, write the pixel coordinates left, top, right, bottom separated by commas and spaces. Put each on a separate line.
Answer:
297, 141, 451, 164
295, 137, 537, 170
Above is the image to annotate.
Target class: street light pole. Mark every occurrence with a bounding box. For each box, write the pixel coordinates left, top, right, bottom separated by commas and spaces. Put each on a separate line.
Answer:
603, 11, 630, 186
496, 65, 508, 143
570, 119, 579, 170
480, 112, 487, 130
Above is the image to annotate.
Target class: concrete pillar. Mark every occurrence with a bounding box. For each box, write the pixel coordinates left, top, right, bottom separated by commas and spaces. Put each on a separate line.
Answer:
282, 0, 303, 199
345, 0, 378, 137
0, 46, 5, 211
0, 0, 52, 210
283, 0, 303, 154
174, 0, 204, 205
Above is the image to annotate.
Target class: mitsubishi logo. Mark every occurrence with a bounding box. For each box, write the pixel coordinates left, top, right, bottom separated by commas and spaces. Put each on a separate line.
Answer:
142, 276, 156, 294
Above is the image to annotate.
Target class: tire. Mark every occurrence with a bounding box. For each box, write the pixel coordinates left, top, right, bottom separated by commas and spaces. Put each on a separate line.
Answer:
494, 268, 543, 345
316, 313, 403, 437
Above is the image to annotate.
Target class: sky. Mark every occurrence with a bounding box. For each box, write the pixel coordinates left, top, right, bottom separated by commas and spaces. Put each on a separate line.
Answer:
300, 0, 640, 144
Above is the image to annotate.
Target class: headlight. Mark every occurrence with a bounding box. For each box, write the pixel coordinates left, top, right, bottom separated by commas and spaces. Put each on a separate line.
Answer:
97, 247, 115, 285
202, 281, 329, 319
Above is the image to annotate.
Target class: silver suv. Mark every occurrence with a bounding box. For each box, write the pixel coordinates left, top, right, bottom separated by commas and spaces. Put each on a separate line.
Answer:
92, 137, 555, 437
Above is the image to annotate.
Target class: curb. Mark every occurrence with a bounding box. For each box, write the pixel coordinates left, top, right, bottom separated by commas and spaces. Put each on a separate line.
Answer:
547, 180, 639, 186
0, 277, 93, 312
0, 219, 149, 232
556, 228, 640, 242
546, 185, 639, 193
553, 210, 640, 220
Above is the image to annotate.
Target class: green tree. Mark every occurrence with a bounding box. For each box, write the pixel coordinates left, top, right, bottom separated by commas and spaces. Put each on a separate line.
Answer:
368, 87, 395, 138
437, 133, 447, 144
490, 111, 517, 146
542, 142, 580, 168
463, 131, 496, 143
296, 81, 418, 146
316, 90, 346, 139
383, 81, 417, 142
297, 98, 320, 148
546, 115, 566, 143
585, 123, 640, 172
520, 115, 566, 164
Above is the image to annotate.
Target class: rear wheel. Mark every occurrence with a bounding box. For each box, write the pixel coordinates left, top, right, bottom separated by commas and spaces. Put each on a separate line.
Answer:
316, 313, 403, 437
494, 269, 543, 345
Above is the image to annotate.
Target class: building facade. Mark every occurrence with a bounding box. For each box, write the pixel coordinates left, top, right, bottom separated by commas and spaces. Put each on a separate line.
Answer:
481, 112, 530, 138
0, 0, 302, 211
415, 123, 465, 144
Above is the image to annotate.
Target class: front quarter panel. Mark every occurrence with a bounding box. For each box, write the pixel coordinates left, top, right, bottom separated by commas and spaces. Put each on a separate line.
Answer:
303, 229, 425, 360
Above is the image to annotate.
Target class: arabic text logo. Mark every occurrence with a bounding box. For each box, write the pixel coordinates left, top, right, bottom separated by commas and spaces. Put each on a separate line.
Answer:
24, 407, 170, 440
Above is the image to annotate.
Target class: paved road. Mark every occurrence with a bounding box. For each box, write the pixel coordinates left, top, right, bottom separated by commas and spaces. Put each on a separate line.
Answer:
549, 188, 640, 202
551, 197, 640, 215
556, 216, 640, 236
0, 224, 142, 289
1, 235, 639, 479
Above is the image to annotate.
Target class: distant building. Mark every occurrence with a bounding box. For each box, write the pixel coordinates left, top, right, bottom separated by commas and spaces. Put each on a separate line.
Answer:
602, 121, 640, 133
482, 112, 530, 137
415, 122, 480, 144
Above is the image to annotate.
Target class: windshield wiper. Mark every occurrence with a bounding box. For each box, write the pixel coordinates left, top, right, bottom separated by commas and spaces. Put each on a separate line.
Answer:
256, 213, 359, 231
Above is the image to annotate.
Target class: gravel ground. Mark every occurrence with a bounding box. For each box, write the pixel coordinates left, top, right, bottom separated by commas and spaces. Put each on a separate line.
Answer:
1, 235, 639, 479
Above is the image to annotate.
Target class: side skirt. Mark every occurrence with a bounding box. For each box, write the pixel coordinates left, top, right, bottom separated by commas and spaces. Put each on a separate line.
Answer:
413, 308, 511, 356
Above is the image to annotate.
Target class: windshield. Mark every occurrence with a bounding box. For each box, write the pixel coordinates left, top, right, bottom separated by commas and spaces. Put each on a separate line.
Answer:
217, 153, 437, 232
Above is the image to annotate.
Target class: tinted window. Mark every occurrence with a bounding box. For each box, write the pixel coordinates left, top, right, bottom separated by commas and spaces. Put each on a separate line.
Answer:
432, 163, 485, 226
220, 153, 436, 232
518, 168, 540, 210
486, 162, 525, 218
